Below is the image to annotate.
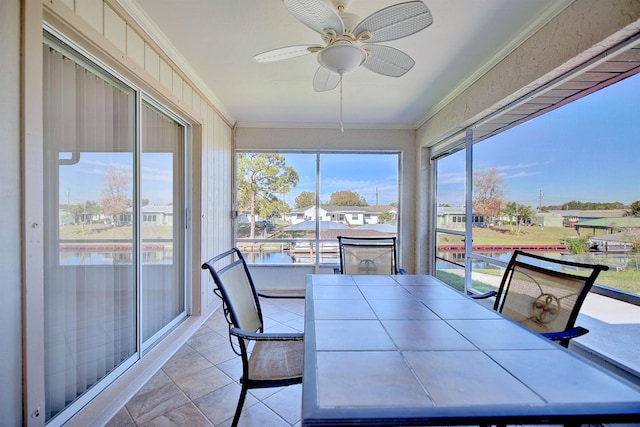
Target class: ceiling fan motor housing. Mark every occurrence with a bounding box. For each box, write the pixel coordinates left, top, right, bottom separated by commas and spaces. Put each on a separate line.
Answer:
317, 42, 367, 74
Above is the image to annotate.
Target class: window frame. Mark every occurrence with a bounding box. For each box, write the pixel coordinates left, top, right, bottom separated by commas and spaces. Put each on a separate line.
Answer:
431, 80, 640, 306
234, 150, 402, 268
35, 29, 193, 426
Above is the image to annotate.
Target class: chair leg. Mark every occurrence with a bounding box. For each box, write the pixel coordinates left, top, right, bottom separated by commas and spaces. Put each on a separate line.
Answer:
231, 383, 249, 427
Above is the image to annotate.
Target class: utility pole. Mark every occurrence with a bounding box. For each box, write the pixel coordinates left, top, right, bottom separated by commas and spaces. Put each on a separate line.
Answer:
539, 190, 543, 211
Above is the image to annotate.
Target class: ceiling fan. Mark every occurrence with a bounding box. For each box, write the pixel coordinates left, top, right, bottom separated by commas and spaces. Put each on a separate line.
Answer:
254, 0, 433, 129
255, 0, 433, 91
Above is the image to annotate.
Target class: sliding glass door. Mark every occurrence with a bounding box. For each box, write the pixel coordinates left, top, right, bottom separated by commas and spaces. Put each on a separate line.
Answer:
42, 36, 188, 424
140, 103, 186, 346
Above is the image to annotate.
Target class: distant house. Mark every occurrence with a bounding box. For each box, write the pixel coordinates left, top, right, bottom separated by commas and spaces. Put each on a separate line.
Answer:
436, 206, 486, 228
575, 217, 640, 235
546, 209, 627, 226
284, 205, 381, 226
368, 205, 398, 223
535, 212, 564, 228
119, 205, 173, 226
589, 229, 640, 252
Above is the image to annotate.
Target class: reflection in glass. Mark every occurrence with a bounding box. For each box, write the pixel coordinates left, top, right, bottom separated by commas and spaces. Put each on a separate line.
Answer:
44, 45, 136, 421
140, 103, 185, 343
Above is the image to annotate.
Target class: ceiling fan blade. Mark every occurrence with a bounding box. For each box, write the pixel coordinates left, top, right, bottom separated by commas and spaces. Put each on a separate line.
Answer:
354, 1, 433, 43
313, 66, 341, 92
254, 45, 322, 63
363, 44, 415, 77
283, 0, 344, 36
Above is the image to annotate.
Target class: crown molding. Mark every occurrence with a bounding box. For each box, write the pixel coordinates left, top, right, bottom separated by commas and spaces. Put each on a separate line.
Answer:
237, 121, 416, 130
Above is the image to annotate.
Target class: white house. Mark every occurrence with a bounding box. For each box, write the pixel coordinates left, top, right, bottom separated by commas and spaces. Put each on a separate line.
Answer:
285, 205, 381, 226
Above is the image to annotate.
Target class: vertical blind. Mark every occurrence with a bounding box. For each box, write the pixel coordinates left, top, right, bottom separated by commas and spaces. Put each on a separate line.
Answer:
43, 45, 137, 421
140, 104, 185, 343
43, 38, 187, 423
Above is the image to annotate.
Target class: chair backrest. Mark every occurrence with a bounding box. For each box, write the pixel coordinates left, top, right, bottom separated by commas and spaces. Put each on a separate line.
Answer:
337, 236, 399, 275
201, 248, 263, 334
495, 250, 608, 336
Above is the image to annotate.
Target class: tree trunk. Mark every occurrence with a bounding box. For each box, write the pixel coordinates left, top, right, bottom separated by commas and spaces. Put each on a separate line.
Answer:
249, 193, 256, 239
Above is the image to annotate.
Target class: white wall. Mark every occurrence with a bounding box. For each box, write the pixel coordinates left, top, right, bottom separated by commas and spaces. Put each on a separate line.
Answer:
0, 1, 23, 425
236, 127, 417, 284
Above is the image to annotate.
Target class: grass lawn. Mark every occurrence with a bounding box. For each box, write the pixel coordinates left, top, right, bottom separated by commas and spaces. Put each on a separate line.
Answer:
61, 223, 639, 294
439, 225, 580, 246
60, 224, 173, 240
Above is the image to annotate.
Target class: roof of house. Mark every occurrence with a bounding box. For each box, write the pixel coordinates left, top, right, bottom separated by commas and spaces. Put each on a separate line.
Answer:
576, 217, 640, 228
289, 205, 378, 214
547, 209, 628, 218
590, 229, 640, 243
437, 206, 465, 215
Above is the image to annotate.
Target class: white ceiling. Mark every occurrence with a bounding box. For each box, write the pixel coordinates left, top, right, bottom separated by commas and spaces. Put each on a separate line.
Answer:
127, 0, 571, 129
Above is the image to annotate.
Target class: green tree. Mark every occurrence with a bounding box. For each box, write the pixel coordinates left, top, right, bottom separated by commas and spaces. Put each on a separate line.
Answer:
518, 205, 534, 227
377, 212, 393, 224
295, 191, 316, 209
237, 153, 299, 238
503, 202, 534, 234
68, 200, 99, 232
565, 236, 590, 254
329, 190, 368, 206
629, 200, 640, 216
473, 168, 504, 226
502, 202, 519, 233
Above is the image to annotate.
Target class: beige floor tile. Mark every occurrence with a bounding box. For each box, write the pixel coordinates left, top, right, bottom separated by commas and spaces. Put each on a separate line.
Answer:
232, 402, 291, 427
171, 365, 234, 400
194, 382, 256, 426
262, 384, 302, 425
198, 340, 238, 365
186, 329, 228, 353
107, 298, 305, 426
162, 346, 214, 380
126, 372, 190, 424
139, 402, 212, 427
105, 407, 136, 427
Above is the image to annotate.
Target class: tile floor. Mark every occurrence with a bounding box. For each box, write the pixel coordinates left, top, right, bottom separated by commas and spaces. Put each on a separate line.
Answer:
106, 297, 306, 427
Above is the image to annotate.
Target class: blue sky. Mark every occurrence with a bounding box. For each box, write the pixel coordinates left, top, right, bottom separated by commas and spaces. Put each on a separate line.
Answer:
437, 72, 640, 208
280, 153, 400, 206
60, 152, 174, 206
61, 73, 638, 209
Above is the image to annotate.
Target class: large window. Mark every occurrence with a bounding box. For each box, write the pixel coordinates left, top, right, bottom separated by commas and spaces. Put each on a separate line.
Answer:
236, 152, 400, 266
42, 36, 188, 424
434, 73, 640, 297
434, 147, 468, 288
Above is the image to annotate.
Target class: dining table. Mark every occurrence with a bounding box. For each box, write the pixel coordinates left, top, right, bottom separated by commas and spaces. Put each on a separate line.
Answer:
301, 273, 640, 426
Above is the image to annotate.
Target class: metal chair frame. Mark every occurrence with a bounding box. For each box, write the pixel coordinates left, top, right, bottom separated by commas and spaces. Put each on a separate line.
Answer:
202, 248, 304, 427
335, 236, 406, 275
474, 249, 608, 347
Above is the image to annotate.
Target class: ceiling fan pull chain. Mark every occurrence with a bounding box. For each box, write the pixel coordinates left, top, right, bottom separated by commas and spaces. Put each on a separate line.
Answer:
339, 77, 343, 132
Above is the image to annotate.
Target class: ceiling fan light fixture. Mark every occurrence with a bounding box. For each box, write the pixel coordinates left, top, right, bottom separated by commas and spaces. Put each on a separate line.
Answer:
317, 42, 366, 75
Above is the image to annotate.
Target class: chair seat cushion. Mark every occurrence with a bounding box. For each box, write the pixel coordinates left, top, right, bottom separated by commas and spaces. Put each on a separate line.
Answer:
248, 339, 304, 381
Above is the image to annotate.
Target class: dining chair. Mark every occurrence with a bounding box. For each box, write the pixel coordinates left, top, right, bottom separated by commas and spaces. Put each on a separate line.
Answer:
335, 236, 406, 275
201, 248, 304, 427
473, 249, 608, 347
